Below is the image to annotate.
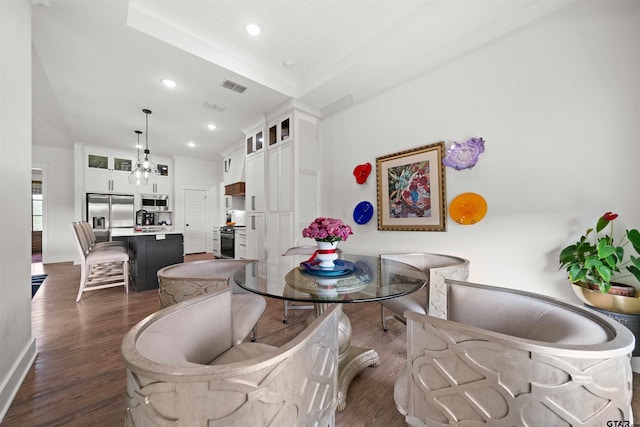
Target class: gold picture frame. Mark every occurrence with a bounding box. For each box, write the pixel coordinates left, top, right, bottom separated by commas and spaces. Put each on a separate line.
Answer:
376, 142, 446, 231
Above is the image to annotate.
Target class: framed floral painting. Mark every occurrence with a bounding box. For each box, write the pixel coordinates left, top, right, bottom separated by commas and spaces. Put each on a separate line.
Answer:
376, 142, 446, 231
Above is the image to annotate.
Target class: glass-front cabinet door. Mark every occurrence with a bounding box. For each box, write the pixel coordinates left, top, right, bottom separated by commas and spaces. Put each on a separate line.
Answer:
246, 126, 265, 156
87, 154, 109, 169
267, 114, 293, 147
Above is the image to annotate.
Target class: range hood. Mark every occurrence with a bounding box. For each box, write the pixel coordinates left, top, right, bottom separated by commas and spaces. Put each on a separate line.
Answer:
224, 182, 245, 196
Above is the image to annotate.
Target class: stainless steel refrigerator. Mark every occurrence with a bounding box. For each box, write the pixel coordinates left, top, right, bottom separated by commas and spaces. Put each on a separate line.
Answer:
86, 193, 135, 242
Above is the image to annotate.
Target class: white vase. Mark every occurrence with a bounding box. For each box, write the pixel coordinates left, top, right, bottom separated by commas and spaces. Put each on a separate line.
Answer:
315, 241, 339, 268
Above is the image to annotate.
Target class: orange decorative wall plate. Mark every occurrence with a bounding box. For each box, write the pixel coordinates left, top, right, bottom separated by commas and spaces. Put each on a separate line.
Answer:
449, 192, 487, 225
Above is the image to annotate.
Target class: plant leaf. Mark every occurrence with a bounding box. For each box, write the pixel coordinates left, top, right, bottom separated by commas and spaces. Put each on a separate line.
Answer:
604, 254, 618, 270
568, 264, 585, 282
559, 245, 577, 264
595, 263, 612, 282
596, 217, 609, 233
615, 246, 624, 263
628, 264, 640, 282
627, 256, 640, 282
584, 255, 599, 269
597, 239, 615, 259
627, 229, 640, 254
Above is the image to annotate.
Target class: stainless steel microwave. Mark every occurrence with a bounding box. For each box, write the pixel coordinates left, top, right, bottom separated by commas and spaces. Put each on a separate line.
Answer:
140, 194, 169, 211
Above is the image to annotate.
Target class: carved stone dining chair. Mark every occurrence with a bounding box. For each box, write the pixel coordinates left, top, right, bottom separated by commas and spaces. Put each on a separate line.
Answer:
394, 279, 635, 426
379, 253, 469, 330
157, 259, 266, 343
122, 287, 341, 426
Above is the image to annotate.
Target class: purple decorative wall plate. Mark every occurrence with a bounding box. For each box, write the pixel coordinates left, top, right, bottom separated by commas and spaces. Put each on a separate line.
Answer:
443, 137, 485, 170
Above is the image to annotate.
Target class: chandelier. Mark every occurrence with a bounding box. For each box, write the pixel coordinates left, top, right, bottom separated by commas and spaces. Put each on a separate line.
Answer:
128, 130, 147, 185
128, 108, 156, 185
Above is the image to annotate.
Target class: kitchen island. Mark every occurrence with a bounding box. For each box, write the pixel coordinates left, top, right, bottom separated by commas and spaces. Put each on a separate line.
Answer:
112, 228, 184, 291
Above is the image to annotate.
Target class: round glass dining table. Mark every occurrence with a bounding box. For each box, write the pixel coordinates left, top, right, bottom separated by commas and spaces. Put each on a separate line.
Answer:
233, 254, 427, 411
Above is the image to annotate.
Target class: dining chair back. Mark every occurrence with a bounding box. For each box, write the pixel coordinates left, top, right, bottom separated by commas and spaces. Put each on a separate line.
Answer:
157, 259, 266, 343
122, 287, 341, 426
379, 253, 469, 330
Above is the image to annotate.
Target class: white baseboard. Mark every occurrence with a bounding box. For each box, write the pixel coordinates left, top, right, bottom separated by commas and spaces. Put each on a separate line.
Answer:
42, 255, 75, 264
0, 338, 37, 423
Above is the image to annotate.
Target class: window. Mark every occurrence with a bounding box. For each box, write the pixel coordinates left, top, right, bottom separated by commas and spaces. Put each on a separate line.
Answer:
32, 181, 42, 231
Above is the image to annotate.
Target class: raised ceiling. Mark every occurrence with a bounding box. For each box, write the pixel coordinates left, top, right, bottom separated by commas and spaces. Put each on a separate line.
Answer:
31, 0, 573, 160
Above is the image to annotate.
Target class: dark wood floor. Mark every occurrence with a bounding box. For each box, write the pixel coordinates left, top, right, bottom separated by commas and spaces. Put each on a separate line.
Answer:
5, 255, 639, 426
5, 255, 409, 426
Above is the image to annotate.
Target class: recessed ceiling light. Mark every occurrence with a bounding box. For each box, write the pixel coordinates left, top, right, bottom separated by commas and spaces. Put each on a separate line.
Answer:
207, 123, 217, 130
188, 141, 195, 148
246, 23, 261, 36
161, 78, 178, 88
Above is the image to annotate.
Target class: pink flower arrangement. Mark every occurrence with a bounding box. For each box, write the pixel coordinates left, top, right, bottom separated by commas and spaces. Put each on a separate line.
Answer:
302, 217, 353, 243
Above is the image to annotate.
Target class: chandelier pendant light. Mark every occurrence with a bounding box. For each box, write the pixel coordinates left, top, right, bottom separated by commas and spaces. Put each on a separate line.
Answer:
141, 108, 156, 178
128, 108, 156, 186
128, 130, 148, 185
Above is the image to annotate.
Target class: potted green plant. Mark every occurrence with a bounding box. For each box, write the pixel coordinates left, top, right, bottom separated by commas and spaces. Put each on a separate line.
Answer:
559, 212, 640, 314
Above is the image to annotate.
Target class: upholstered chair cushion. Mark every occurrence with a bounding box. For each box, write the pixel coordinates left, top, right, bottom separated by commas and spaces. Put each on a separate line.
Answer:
232, 293, 267, 345
448, 284, 610, 344
210, 342, 276, 365
136, 290, 234, 367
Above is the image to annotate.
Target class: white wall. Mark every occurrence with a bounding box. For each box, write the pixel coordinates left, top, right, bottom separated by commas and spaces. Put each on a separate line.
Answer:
33, 145, 76, 263
321, 1, 640, 303
0, 0, 37, 420
173, 155, 221, 252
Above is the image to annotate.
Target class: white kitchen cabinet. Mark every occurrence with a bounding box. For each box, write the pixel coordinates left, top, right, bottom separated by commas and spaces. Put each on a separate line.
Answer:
246, 151, 264, 212
235, 228, 247, 259
85, 150, 138, 194
267, 115, 292, 147
212, 228, 221, 258
266, 109, 318, 219
84, 146, 173, 197
247, 212, 266, 275
85, 167, 138, 194
146, 176, 169, 195
264, 108, 320, 276
245, 125, 265, 157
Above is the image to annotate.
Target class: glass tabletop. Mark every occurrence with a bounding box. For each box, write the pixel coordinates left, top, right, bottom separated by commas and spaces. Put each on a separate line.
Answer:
232, 254, 427, 304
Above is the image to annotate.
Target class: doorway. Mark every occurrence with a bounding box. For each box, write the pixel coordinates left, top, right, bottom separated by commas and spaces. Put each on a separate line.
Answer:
32, 169, 43, 263
184, 189, 207, 254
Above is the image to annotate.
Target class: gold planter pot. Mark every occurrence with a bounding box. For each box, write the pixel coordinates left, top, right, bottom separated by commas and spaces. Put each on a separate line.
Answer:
571, 282, 640, 315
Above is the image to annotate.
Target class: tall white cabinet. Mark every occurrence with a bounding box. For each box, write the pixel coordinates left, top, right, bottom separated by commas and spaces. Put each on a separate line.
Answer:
244, 124, 267, 274
242, 105, 320, 283
264, 107, 320, 283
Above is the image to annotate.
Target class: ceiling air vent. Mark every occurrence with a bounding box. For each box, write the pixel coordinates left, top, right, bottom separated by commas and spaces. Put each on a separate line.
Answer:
222, 79, 247, 94
203, 102, 226, 112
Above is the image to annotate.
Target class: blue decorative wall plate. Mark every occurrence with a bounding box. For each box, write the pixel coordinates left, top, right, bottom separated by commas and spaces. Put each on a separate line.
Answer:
353, 201, 374, 225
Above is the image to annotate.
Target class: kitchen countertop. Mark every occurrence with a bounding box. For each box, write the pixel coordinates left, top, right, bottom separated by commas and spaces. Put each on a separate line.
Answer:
111, 227, 183, 237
